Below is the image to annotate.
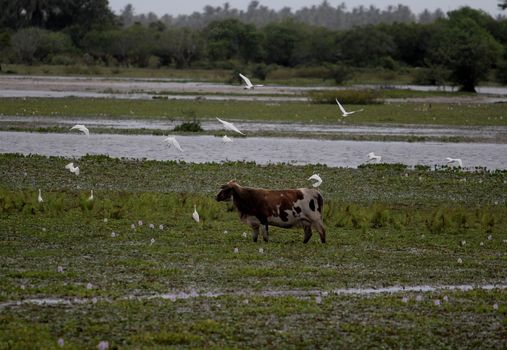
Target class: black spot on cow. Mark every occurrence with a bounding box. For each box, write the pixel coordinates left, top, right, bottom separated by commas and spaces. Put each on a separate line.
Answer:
279, 209, 289, 222
309, 199, 315, 211
294, 206, 302, 214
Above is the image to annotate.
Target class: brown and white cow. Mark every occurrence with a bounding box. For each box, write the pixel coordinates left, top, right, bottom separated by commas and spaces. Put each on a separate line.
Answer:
215, 180, 326, 243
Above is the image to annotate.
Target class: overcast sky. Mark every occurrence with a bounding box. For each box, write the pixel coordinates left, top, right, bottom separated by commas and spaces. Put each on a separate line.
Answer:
107, 0, 505, 17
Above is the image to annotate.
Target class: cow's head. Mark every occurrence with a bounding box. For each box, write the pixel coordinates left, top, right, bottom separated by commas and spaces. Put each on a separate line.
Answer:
215, 180, 236, 202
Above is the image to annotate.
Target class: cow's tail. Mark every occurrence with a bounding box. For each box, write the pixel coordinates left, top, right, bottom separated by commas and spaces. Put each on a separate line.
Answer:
316, 191, 324, 214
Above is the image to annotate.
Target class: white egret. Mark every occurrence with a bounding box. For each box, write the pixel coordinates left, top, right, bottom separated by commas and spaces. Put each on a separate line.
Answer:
149, 223, 155, 229
164, 136, 183, 152
336, 99, 363, 117
150, 238, 155, 245
367, 152, 382, 163
259, 248, 264, 254
242, 232, 247, 238
192, 205, 200, 223
70, 124, 89, 136
308, 174, 322, 188
87, 190, 94, 201
64, 162, 80, 176
216, 117, 245, 135
239, 73, 264, 90
222, 135, 233, 143
57, 266, 64, 273
111, 231, 116, 238
445, 157, 463, 167
38, 189, 43, 203
234, 247, 239, 253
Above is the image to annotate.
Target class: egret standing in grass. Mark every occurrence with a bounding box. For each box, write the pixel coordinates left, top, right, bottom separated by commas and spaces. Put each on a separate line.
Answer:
367, 152, 382, 163
88, 190, 94, 201
216, 117, 245, 135
65, 162, 80, 176
336, 99, 363, 117
308, 174, 322, 188
38, 189, 43, 203
70, 124, 89, 136
446, 157, 463, 167
239, 73, 264, 90
192, 205, 200, 223
164, 136, 183, 152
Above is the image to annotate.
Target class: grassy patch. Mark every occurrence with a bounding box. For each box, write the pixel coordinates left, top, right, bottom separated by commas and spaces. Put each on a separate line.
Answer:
0, 154, 506, 348
0, 97, 506, 127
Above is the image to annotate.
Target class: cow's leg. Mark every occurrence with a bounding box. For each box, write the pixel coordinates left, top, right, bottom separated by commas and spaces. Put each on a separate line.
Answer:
302, 220, 313, 243
262, 223, 269, 242
314, 220, 326, 243
251, 224, 260, 242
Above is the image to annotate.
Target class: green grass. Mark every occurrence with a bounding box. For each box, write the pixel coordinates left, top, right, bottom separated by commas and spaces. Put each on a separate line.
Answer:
0, 154, 506, 348
1, 97, 506, 127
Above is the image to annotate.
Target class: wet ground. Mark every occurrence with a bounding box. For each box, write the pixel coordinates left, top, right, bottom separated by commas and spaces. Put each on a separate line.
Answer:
1, 75, 507, 103
1, 131, 506, 169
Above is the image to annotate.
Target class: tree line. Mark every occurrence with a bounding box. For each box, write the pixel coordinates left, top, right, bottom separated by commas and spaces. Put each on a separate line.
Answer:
0, 1, 507, 91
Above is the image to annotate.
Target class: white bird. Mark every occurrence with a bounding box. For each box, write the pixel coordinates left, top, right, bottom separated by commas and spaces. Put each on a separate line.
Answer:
308, 174, 322, 188
336, 99, 363, 117
222, 135, 233, 143
192, 205, 200, 223
70, 124, 89, 136
38, 189, 43, 203
446, 157, 463, 167
64, 162, 80, 176
367, 152, 382, 163
216, 117, 245, 135
88, 190, 94, 201
239, 73, 264, 90
164, 136, 183, 152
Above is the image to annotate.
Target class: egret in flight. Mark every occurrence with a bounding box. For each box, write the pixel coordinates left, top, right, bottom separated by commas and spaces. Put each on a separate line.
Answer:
216, 117, 245, 135
239, 73, 264, 90
222, 135, 233, 143
70, 124, 89, 136
336, 99, 363, 117
164, 136, 184, 152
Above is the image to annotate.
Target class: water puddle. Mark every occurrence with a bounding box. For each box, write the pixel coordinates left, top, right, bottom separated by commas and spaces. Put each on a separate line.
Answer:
1, 284, 505, 309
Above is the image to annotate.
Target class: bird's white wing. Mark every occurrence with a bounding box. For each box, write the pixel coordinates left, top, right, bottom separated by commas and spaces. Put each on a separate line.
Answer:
65, 162, 74, 170
239, 73, 253, 88
164, 137, 183, 152
73, 167, 80, 176
222, 135, 233, 143
335, 99, 347, 115
70, 124, 89, 136
308, 174, 322, 187
217, 117, 245, 135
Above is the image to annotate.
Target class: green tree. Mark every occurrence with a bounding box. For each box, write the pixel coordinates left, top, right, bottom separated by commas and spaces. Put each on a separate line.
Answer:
262, 20, 302, 66
205, 19, 262, 62
337, 25, 395, 67
428, 11, 501, 92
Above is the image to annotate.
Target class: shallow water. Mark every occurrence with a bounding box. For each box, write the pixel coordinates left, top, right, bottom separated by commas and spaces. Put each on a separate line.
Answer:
1, 284, 505, 309
2, 116, 505, 141
1, 131, 506, 169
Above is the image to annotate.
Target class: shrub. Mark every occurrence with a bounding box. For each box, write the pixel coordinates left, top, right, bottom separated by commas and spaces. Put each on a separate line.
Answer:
173, 120, 203, 132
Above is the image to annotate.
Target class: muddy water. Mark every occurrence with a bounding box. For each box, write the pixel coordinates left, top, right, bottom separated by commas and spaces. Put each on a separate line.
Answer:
1, 131, 506, 169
